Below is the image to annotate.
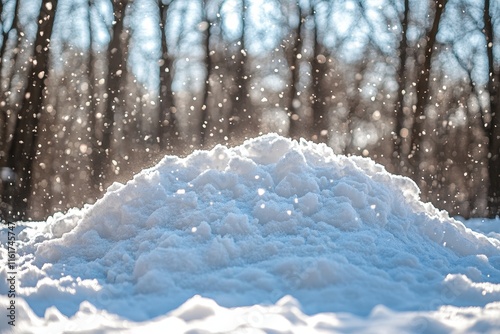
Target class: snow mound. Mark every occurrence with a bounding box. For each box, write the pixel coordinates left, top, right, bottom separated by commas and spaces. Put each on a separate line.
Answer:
1, 134, 500, 330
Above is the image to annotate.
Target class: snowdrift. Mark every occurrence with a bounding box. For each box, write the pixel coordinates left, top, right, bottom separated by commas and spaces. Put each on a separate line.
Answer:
1, 134, 500, 333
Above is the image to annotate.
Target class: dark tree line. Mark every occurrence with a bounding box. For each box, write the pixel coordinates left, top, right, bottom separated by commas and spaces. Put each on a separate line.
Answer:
0, 0, 499, 221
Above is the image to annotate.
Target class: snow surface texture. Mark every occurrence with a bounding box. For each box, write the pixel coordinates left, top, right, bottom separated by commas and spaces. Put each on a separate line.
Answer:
1, 134, 500, 333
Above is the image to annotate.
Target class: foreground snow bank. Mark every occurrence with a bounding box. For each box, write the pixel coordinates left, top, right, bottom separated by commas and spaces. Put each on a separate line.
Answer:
2, 294, 500, 333
1, 134, 500, 332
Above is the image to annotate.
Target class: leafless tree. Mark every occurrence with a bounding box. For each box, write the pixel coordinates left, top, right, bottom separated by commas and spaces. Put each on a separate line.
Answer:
409, 0, 447, 180
394, 0, 410, 169
2, 0, 58, 221
158, 0, 179, 152
311, 2, 330, 143
482, 0, 500, 217
92, 0, 129, 187
228, 0, 256, 141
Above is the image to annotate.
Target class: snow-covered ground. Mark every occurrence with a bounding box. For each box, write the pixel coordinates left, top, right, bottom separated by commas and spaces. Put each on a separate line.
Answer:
1, 134, 500, 333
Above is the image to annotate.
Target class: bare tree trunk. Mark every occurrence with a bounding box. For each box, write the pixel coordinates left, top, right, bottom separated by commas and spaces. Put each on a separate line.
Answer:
288, 3, 303, 139
487, 91, 500, 217
200, 0, 212, 146
92, 0, 128, 186
0, 0, 21, 166
394, 0, 410, 170
2, 0, 58, 221
205, 4, 232, 146
0, 0, 11, 221
409, 0, 447, 176
228, 0, 256, 141
87, 0, 102, 190
311, 7, 329, 143
483, 0, 500, 217
158, 0, 178, 152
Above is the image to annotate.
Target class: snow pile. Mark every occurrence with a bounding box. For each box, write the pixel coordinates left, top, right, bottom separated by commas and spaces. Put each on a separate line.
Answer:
1, 134, 500, 332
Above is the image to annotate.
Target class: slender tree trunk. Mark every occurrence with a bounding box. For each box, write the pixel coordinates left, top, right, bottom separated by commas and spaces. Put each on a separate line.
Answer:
105, 0, 128, 151
345, 59, 369, 155
200, 0, 212, 146
409, 0, 447, 175
158, 0, 178, 152
487, 90, 500, 217
311, 8, 329, 143
207, 7, 231, 145
2, 0, 58, 221
228, 0, 255, 141
288, 4, 303, 139
483, 0, 500, 217
0, 0, 21, 164
93, 0, 128, 185
0, 0, 7, 220
87, 0, 102, 189
394, 0, 409, 170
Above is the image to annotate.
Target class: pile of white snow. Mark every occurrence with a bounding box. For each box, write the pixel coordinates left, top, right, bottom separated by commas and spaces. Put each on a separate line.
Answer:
1, 134, 500, 333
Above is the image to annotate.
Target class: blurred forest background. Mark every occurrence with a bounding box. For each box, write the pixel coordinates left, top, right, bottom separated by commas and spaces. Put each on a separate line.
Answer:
0, 0, 499, 221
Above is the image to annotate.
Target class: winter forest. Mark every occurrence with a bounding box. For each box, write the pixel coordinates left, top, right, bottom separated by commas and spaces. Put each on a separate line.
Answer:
0, 0, 499, 222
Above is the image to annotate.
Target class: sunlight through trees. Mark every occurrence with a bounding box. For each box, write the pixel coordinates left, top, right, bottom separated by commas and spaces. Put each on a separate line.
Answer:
0, 0, 499, 220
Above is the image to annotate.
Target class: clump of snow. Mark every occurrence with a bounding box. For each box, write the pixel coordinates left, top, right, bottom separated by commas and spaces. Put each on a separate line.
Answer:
1, 134, 500, 332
